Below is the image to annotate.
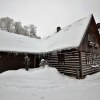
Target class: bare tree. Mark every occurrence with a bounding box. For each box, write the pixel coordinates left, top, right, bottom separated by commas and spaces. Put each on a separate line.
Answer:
0, 17, 41, 39
29, 24, 37, 38
14, 21, 23, 34
23, 25, 29, 36
0, 17, 14, 32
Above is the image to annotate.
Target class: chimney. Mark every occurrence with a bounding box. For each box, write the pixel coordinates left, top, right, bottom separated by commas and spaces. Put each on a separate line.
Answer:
57, 27, 61, 32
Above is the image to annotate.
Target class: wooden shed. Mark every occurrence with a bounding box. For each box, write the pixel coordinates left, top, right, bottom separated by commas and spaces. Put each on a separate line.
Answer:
42, 14, 100, 78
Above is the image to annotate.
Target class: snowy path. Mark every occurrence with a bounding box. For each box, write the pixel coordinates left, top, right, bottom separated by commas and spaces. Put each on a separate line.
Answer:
0, 66, 100, 100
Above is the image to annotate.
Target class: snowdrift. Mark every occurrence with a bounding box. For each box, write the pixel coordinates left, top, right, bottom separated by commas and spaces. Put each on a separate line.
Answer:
0, 66, 100, 100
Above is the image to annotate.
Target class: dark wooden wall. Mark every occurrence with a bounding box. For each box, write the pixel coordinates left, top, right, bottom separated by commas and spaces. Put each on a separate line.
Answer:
0, 52, 39, 73
79, 15, 100, 53
80, 52, 100, 76
45, 50, 81, 78
79, 16, 100, 77
45, 50, 100, 78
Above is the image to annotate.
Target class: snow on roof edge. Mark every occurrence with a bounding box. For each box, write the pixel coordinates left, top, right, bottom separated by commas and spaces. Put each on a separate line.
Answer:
0, 46, 78, 54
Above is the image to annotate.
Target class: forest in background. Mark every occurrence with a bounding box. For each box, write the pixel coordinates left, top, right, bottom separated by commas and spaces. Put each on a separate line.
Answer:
0, 17, 40, 39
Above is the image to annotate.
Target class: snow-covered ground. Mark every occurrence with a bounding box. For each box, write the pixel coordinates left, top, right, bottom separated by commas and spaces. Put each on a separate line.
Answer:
0, 66, 100, 100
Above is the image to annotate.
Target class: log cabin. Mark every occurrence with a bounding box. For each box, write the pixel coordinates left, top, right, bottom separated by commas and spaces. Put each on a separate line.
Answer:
0, 14, 100, 79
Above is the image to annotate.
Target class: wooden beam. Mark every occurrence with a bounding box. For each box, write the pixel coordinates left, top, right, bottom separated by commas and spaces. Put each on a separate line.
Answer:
34, 55, 36, 68
79, 51, 83, 77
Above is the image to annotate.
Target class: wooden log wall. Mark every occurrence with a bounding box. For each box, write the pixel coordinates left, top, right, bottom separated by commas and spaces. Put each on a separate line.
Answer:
80, 52, 100, 76
46, 50, 80, 77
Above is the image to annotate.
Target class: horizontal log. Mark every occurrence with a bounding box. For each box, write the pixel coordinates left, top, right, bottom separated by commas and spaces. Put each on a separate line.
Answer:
81, 62, 86, 64
66, 56, 78, 58
49, 63, 80, 66
50, 63, 79, 67
64, 54, 79, 56
65, 61, 79, 65
81, 60, 87, 62
50, 65, 80, 69
48, 57, 80, 60
82, 68, 91, 71
83, 67, 100, 71
64, 51, 79, 53
64, 71, 76, 74
82, 64, 87, 67
64, 64, 80, 67
83, 69, 99, 74
66, 63, 79, 65
65, 58, 79, 61
81, 52, 86, 55
65, 61, 79, 63
65, 57, 79, 59
48, 60, 58, 62
64, 71, 76, 75
81, 62, 87, 64
81, 57, 86, 59
83, 70, 100, 76
64, 57, 79, 59
53, 66, 79, 70
81, 57, 86, 60
48, 57, 58, 60
49, 55, 58, 57
64, 52, 79, 54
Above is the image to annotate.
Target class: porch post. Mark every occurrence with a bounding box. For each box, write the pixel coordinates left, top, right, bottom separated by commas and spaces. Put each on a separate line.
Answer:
34, 55, 36, 68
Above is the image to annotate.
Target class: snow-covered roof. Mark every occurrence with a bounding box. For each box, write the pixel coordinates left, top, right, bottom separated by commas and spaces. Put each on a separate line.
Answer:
0, 14, 92, 53
0, 30, 43, 53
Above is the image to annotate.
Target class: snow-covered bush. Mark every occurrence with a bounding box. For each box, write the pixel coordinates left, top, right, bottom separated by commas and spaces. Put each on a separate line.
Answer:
39, 59, 48, 67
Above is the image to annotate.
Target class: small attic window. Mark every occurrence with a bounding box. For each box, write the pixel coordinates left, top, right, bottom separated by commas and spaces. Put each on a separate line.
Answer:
88, 34, 91, 42
88, 34, 93, 47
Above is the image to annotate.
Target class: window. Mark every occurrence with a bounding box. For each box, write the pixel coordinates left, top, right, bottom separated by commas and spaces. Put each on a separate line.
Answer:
86, 54, 93, 65
88, 34, 94, 47
58, 53, 65, 65
86, 53, 99, 67
88, 33, 99, 49
88, 34, 91, 42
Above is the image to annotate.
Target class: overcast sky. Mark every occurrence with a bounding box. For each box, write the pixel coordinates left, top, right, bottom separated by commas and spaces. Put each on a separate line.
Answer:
0, 0, 100, 38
